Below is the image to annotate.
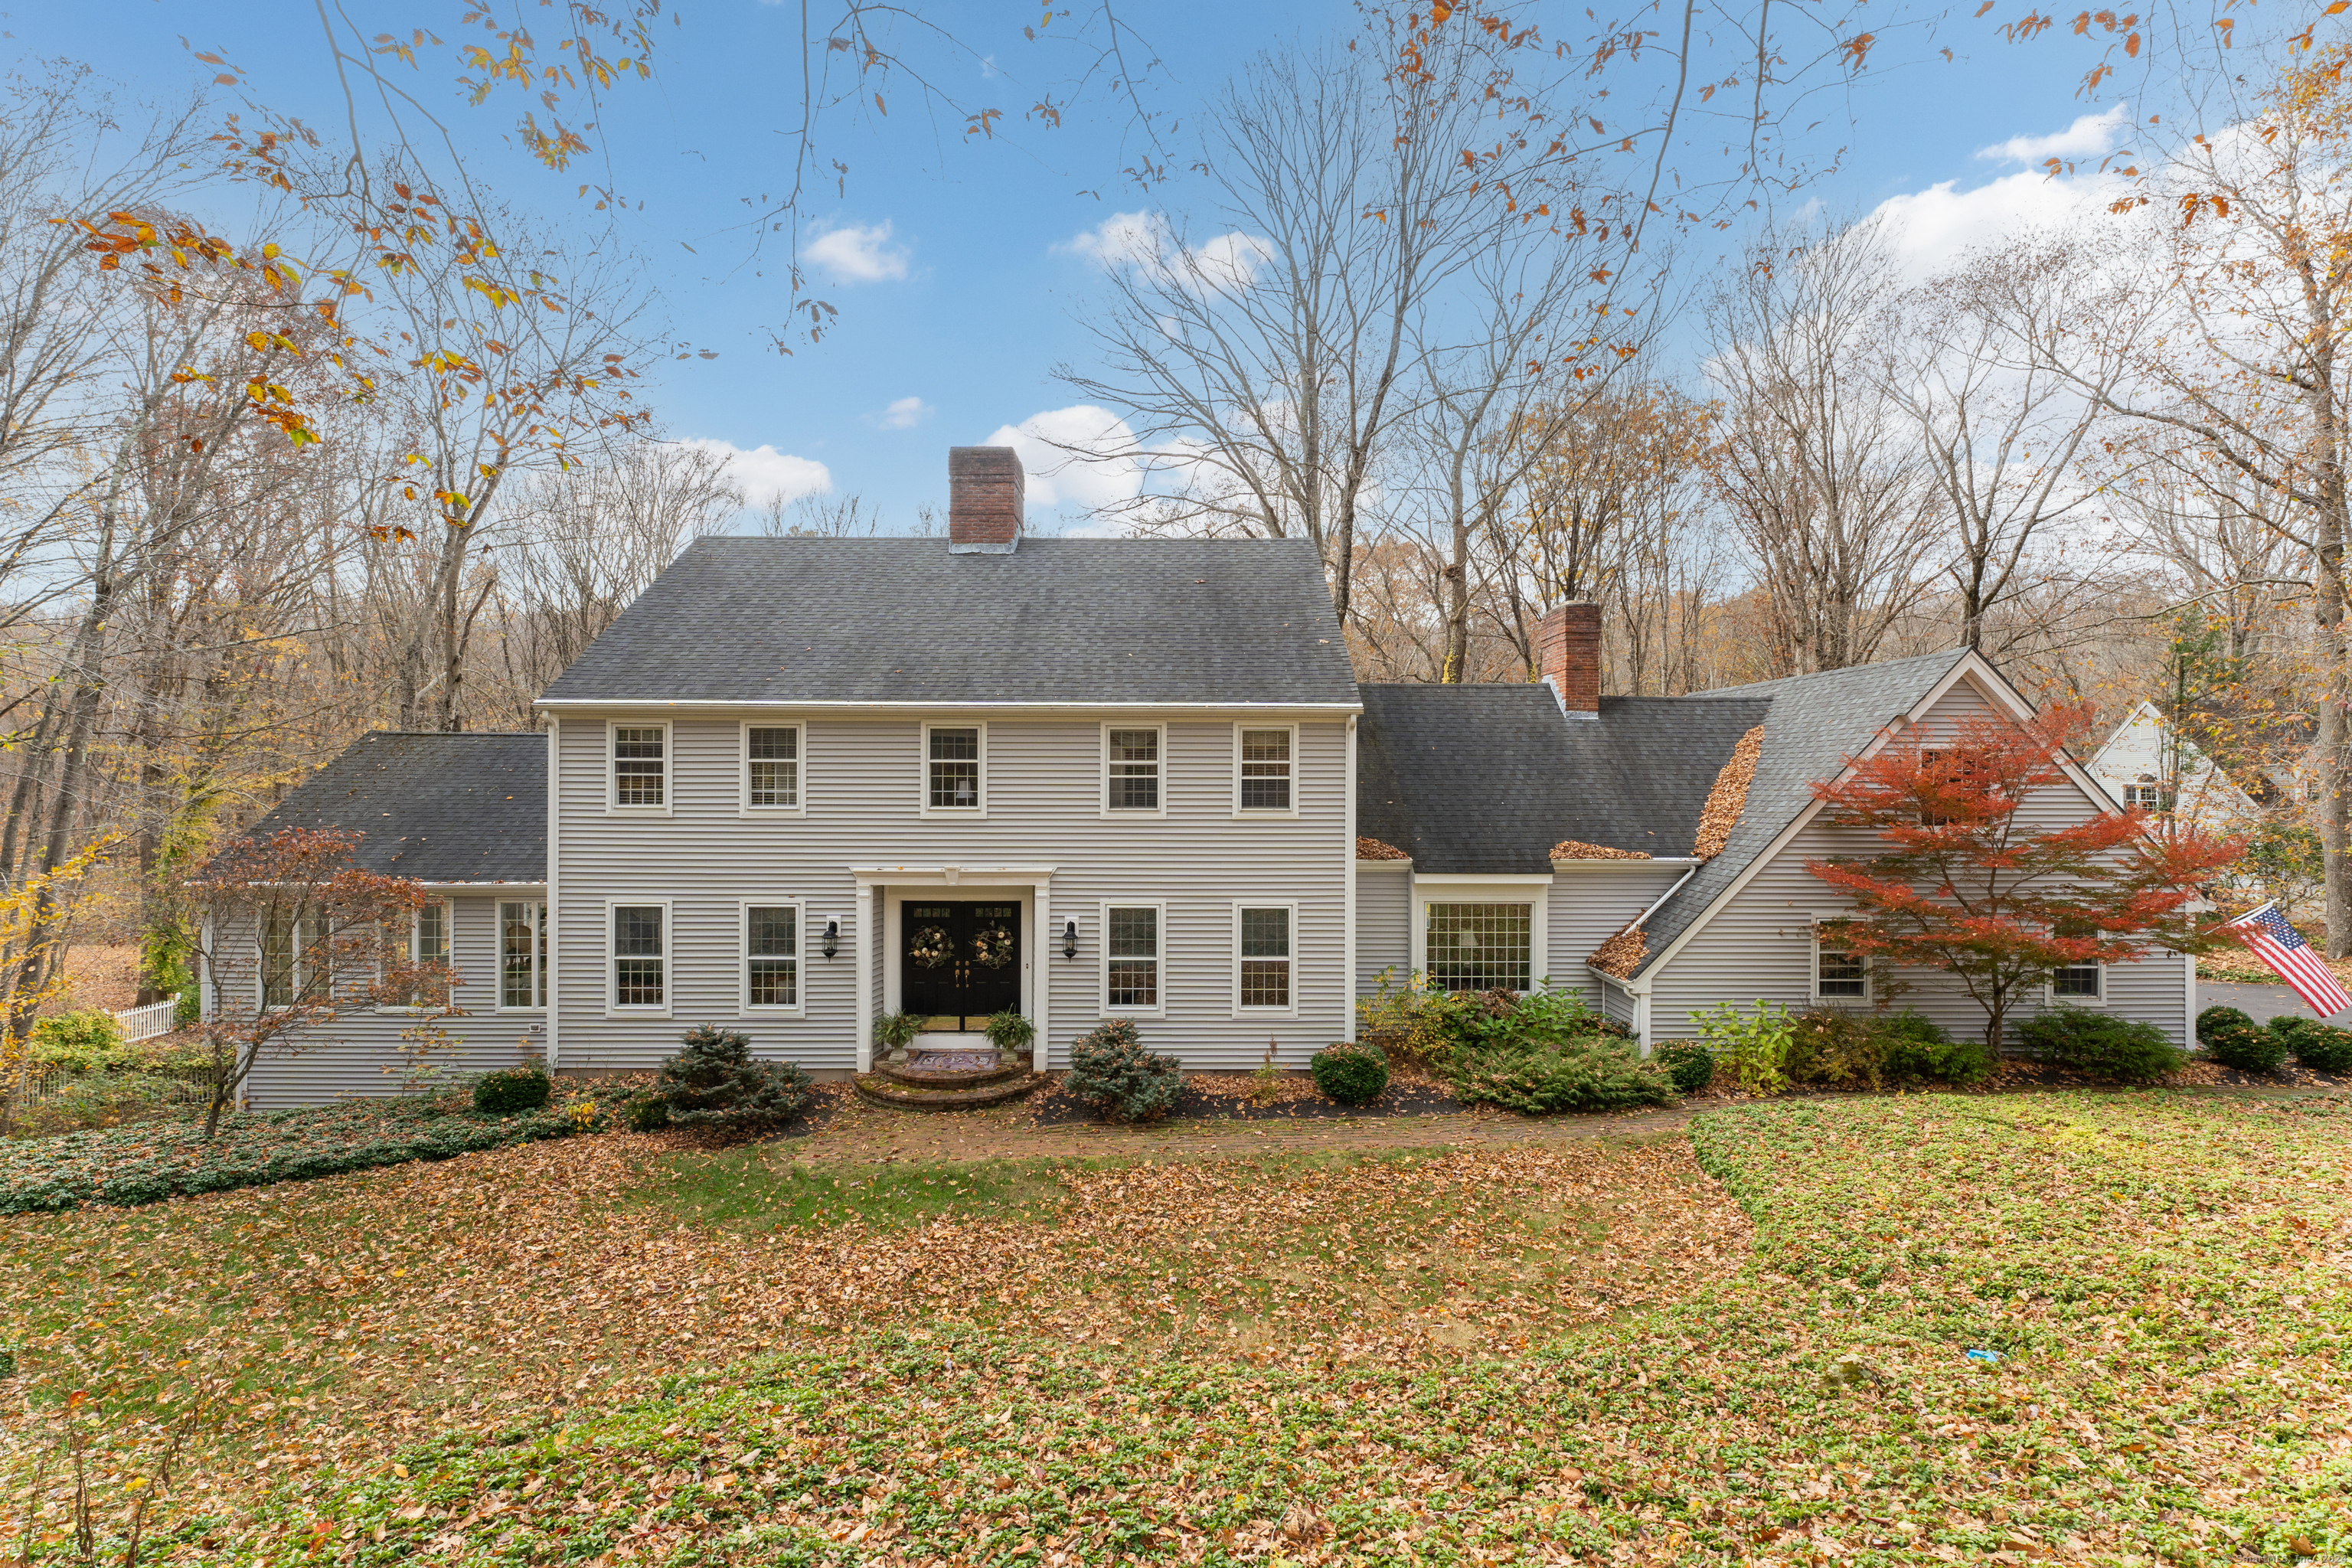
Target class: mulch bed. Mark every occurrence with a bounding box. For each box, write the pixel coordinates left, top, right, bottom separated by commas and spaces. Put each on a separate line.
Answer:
1023, 1068, 1465, 1127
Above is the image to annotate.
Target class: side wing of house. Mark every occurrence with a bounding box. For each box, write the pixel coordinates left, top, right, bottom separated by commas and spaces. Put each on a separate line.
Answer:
1639, 674, 2193, 1047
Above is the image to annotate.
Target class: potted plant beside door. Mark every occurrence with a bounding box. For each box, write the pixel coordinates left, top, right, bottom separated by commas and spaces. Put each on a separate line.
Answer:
985, 1010, 1037, 1072
874, 1011, 922, 1066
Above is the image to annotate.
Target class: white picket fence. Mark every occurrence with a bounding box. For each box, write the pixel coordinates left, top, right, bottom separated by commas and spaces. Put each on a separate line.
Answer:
112, 994, 182, 1044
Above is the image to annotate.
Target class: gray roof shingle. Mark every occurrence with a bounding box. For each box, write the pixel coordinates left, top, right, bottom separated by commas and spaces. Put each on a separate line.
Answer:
1625, 647, 1969, 977
537, 536, 1358, 707
242, 732, 547, 882
1356, 685, 1771, 873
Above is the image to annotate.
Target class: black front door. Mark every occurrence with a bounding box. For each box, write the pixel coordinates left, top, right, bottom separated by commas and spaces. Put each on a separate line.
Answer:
901, 901, 1022, 1030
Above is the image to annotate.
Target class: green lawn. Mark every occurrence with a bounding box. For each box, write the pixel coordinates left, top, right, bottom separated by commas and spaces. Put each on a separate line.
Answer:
5, 1090, 2350, 1564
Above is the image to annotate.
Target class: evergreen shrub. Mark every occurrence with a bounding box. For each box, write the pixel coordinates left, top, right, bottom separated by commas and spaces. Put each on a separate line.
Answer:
472, 1062, 552, 1114
1449, 1038, 1676, 1114
1651, 1042, 1714, 1096
655, 1024, 812, 1129
2018, 1009, 2185, 1083
2269, 1016, 2352, 1073
1064, 1019, 1183, 1122
1873, 1011, 1995, 1086
1309, 1041, 1389, 1106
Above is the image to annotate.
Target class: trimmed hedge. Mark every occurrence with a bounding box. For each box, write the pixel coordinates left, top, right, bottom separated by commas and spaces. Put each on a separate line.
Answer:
1310, 1042, 1390, 1106
2018, 1008, 2185, 1083
0, 1098, 576, 1214
2271, 1016, 2352, 1074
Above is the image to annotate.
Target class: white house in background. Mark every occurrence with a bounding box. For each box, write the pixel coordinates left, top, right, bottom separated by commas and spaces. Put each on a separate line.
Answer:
2086, 701, 2262, 828
214, 446, 2196, 1108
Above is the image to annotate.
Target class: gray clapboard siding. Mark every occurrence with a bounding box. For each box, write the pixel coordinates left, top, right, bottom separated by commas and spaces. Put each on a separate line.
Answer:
554, 714, 1351, 1073
1546, 865, 1686, 1002
1597, 977, 1636, 1027
1642, 679, 2187, 1046
240, 895, 548, 1109
1354, 864, 1412, 997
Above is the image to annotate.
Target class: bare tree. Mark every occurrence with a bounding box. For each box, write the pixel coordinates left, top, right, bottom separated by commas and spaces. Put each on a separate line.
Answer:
1704, 216, 1938, 674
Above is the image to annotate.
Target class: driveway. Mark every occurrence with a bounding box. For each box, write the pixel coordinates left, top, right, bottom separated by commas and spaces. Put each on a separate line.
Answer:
2199, 978, 2352, 1027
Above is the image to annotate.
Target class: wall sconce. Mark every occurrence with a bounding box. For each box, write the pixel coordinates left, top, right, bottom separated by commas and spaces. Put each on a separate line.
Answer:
1062, 920, 1078, 960
822, 918, 840, 959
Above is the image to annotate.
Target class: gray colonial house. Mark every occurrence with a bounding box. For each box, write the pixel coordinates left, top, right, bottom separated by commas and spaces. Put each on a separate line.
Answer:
222, 447, 2194, 1107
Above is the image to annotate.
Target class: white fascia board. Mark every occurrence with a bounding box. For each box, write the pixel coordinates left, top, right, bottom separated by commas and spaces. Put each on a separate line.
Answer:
414, 880, 549, 890
535, 699, 1364, 718
1549, 857, 1704, 870
1410, 873, 1556, 887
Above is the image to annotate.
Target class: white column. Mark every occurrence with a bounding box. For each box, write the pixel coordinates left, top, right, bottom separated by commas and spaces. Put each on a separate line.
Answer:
854, 880, 874, 1073
1344, 715, 1358, 1044
1033, 878, 1052, 1071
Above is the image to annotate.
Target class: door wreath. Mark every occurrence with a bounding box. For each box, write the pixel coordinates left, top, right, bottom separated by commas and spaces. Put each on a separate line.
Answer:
970, 924, 1016, 969
909, 926, 954, 969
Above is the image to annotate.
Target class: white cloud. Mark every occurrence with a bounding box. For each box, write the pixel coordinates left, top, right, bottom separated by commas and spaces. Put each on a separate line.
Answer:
982, 406, 1147, 511
678, 439, 831, 507
1976, 104, 2130, 166
1867, 166, 2130, 283
1054, 211, 1272, 295
877, 395, 932, 430
805, 220, 910, 284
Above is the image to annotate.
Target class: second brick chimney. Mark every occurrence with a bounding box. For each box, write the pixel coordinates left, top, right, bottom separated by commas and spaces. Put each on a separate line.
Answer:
948, 446, 1024, 554
1537, 602, 1602, 719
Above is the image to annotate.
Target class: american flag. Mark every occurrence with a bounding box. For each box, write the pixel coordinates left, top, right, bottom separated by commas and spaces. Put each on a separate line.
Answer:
2223, 903, 2352, 1019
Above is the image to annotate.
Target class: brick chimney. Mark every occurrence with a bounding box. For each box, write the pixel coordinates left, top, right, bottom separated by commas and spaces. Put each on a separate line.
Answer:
1537, 601, 1602, 719
948, 446, 1024, 554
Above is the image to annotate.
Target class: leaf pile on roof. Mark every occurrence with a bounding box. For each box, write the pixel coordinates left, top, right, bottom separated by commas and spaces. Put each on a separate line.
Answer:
1589, 921, 1647, 978
1549, 839, 1652, 861
1692, 724, 1766, 861
1354, 836, 1410, 861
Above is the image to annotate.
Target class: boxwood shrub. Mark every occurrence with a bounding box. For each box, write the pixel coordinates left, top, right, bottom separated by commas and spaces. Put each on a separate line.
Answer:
473, 1062, 552, 1114
1310, 1042, 1390, 1106
2271, 1016, 2352, 1074
1651, 1042, 1714, 1096
2201, 1018, 2288, 1073
2018, 1008, 2185, 1083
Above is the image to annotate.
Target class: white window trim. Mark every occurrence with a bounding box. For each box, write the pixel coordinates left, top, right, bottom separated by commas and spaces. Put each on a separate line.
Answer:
1099, 721, 1168, 819
606, 720, 673, 816
739, 720, 806, 817
257, 907, 306, 1013
920, 720, 988, 819
495, 900, 548, 1014
740, 898, 808, 1016
378, 900, 455, 1014
1409, 877, 1550, 993
606, 897, 674, 1018
2046, 934, 2109, 1008
1099, 900, 1167, 1019
1232, 721, 1301, 818
1232, 900, 1298, 1018
1810, 919, 1872, 1007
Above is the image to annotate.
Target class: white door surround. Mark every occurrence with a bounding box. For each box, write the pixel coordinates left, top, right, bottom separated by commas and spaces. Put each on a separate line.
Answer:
851, 866, 1056, 1074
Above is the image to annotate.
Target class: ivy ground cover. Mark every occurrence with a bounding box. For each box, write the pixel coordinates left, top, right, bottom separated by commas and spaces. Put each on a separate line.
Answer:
3, 1091, 2350, 1563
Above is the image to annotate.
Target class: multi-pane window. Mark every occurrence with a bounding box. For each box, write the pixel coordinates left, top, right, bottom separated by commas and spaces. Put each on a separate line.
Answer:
1425, 903, 1531, 993
928, 727, 982, 810
746, 905, 799, 1008
415, 902, 449, 966
2124, 781, 2168, 812
613, 726, 666, 808
2051, 920, 2101, 998
1106, 906, 1160, 1010
612, 904, 666, 1008
261, 908, 297, 1009
747, 727, 800, 809
1106, 728, 1161, 812
1815, 933, 1868, 1001
500, 901, 547, 1009
1239, 728, 1293, 812
1238, 906, 1292, 1010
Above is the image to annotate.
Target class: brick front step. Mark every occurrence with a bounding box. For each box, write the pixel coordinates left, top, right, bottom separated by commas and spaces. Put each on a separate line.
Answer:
852, 1072, 1043, 1112
878, 1057, 1030, 1090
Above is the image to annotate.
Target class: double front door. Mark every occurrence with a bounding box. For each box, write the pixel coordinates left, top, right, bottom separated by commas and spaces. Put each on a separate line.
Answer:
901, 900, 1022, 1031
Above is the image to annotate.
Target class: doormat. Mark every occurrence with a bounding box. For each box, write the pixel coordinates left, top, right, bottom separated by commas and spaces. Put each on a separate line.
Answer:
907, 1048, 1000, 1073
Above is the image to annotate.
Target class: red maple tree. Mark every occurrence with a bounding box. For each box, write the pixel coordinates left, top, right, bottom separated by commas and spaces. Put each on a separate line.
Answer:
1805, 704, 2243, 1052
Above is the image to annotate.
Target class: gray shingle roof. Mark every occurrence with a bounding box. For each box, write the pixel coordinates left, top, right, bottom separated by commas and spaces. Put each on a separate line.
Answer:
242, 732, 546, 883
1356, 685, 1770, 873
1625, 647, 1970, 978
537, 536, 1357, 707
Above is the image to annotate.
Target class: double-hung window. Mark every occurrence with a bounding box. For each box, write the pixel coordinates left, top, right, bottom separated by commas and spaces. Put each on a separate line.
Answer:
1104, 904, 1162, 1013
1425, 903, 1531, 993
611, 724, 669, 811
925, 724, 984, 814
743, 724, 802, 812
261, 908, 299, 1010
610, 903, 668, 1012
385, 901, 453, 1009
1813, 923, 1869, 1003
1236, 904, 1294, 1013
500, 901, 547, 1010
1104, 726, 1162, 813
743, 903, 800, 1011
2050, 920, 2103, 1002
1236, 726, 1295, 813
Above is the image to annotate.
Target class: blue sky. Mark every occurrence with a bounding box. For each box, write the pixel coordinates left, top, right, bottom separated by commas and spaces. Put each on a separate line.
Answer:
1, 0, 2236, 529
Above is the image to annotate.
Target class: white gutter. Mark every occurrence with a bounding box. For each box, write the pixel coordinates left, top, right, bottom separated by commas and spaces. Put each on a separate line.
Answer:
1606, 862, 1705, 995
